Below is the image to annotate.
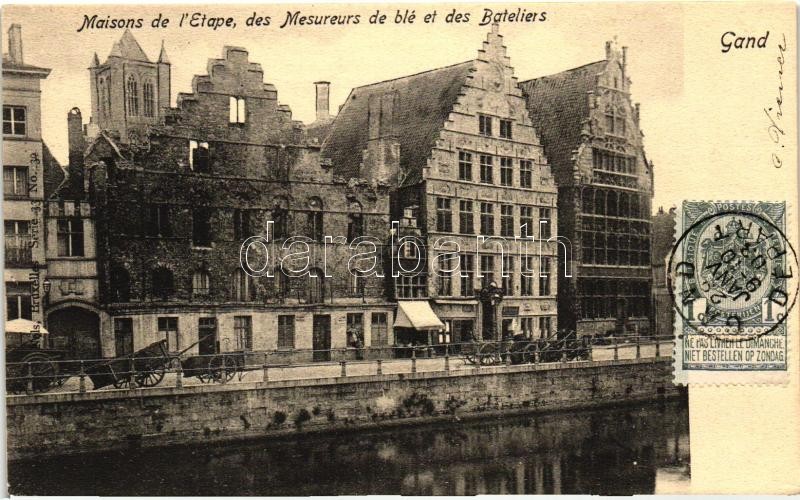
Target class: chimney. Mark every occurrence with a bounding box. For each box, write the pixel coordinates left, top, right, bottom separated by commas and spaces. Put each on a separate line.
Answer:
68, 108, 85, 169
314, 81, 330, 122
8, 24, 23, 64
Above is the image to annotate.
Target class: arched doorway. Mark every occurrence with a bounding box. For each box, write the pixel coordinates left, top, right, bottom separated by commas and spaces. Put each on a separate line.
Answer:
47, 307, 101, 360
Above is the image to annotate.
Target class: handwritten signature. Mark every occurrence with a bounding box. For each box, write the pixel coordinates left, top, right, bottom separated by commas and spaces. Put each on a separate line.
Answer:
764, 33, 786, 169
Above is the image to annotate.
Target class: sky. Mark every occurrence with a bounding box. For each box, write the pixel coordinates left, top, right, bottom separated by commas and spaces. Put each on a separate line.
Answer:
2, 3, 795, 212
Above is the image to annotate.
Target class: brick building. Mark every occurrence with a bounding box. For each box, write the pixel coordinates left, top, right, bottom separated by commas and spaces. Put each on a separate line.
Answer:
324, 26, 559, 344
520, 41, 654, 338
3, 24, 51, 326
68, 32, 394, 359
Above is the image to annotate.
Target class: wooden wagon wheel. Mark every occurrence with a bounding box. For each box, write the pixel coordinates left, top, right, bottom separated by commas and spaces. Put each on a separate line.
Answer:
478, 343, 499, 366
136, 364, 166, 387
209, 355, 237, 384
9, 352, 60, 393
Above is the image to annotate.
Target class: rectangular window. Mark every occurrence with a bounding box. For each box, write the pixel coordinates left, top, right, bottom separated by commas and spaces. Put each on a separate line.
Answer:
145, 204, 171, 237
436, 197, 452, 232
234, 316, 253, 351
519, 160, 533, 188
346, 313, 364, 347
371, 312, 389, 346
458, 151, 472, 181
479, 155, 493, 184
5, 282, 32, 320
189, 141, 210, 172
229, 96, 246, 124
3, 106, 26, 136
396, 274, 427, 298
520, 206, 534, 238
192, 208, 213, 247
158, 317, 179, 352
460, 254, 474, 297
4, 220, 31, 265
480, 255, 495, 289
478, 115, 493, 136
539, 317, 552, 338
502, 256, 514, 295
233, 209, 252, 240
539, 208, 552, 239
500, 204, 514, 237
459, 200, 474, 234
438, 271, 452, 297
480, 202, 494, 236
278, 315, 295, 350
539, 256, 552, 296
3, 166, 29, 197
521, 256, 534, 296
57, 218, 84, 257
114, 318, 134, 356
499, 157, 513, 186
499, 119, 512, 139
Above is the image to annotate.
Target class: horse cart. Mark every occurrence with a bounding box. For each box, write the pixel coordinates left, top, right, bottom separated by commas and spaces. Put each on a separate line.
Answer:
180, 350, 246, 384
464, 332, 590, 366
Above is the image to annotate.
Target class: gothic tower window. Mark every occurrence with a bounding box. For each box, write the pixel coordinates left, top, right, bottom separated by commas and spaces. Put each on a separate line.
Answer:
99, 77, 108, 117
126, 76, 139, 116
143, 81, 155, 118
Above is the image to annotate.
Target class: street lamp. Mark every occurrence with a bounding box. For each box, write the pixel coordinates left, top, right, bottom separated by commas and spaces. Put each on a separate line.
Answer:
477, 281, 504, 341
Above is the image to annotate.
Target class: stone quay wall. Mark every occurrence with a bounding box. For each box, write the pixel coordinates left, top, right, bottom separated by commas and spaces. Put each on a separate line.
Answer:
7, 357, 678, 460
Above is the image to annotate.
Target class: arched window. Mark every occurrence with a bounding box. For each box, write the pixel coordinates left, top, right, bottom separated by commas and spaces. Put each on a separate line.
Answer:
276, 267, 290, 297
110, 266, 131, 302
347, 200, 363, 240
98, 77, 108, 117
232, 269, 253, 302
306, 197, 323, 241
151, 266, 174, 300
143, 81, 155, 118
307, 267, 326, 303
582, 188, 594, 214
126, 76, 139, 116
271, 196, 289, 239
594, 190, 606, 215
192, 270, 211, 297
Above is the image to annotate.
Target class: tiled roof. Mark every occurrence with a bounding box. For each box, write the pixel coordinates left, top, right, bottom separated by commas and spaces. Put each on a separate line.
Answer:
42, 143, 68, 200
519, 60, 606, 183
107, 29, 150, 63
322, 61, 474, 186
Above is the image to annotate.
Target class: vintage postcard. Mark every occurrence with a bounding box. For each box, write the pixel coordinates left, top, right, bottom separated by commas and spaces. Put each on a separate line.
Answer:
2, 1, 798, 496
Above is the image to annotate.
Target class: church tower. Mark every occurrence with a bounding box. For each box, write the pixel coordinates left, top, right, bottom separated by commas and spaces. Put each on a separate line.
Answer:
88, 30, 170, 142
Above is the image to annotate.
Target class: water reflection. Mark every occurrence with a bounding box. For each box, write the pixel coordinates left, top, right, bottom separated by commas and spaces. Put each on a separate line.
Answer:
9, 400, 689, 496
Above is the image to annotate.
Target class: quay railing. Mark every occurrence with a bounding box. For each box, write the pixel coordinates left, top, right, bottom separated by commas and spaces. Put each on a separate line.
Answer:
5, 335, 674, 396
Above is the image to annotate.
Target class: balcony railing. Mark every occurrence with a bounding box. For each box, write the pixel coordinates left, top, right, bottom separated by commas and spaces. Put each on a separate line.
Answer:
5, 234, 32, 266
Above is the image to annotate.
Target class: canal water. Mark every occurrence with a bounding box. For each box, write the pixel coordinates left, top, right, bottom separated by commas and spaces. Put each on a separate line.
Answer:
9, 400, 689, 496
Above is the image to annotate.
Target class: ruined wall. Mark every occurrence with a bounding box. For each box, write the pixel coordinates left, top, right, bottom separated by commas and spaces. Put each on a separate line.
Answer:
7, 358, 679, 460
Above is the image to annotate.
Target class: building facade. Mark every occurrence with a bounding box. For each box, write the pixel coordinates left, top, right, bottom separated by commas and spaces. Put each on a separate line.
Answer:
520, 41, 654, 338
324, 26, 559, 343
68, 33, 395, 359
3, 24, 51, 326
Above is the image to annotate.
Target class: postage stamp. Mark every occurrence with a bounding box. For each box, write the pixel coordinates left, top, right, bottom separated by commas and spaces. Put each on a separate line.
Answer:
669, 201, 798, 385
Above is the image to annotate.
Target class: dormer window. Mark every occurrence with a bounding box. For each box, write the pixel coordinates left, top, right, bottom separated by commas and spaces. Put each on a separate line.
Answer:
229, 96, 246, 124
189, 140, 210, 172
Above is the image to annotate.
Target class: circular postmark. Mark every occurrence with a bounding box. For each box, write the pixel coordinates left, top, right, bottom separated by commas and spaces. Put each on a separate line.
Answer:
668, 204, 798, 340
